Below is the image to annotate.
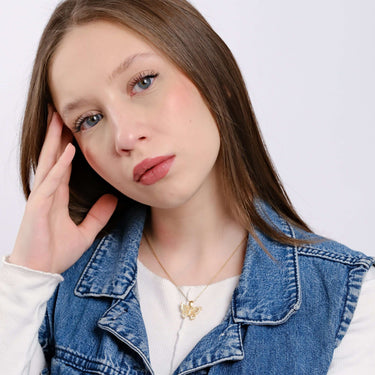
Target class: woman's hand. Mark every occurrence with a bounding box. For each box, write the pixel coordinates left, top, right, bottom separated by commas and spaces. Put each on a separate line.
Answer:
8, 110, 118, 274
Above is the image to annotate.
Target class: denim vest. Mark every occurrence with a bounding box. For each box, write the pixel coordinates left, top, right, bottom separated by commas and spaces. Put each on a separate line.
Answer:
39, 202, 374, 375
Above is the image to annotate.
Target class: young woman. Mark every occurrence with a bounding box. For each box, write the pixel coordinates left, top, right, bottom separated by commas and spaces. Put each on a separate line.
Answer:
0, 0, 374, 374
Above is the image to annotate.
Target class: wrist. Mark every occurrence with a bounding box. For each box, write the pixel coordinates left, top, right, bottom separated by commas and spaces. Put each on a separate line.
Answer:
4, 255, 62, 278
7, 252, 53, 274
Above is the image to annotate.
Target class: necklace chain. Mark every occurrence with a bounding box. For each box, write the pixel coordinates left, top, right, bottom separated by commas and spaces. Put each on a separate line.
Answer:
143, 232, 247, 320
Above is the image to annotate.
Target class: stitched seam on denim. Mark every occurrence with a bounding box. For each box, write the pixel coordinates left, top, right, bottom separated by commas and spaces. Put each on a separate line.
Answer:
234, 304, 300, 325
232, 288, 300, 324
233, 224, 301, 324
97, 324, 153, 374
97, 291, 152, 372
54, 357, 111, 375
177, 352, 244, 375
55, 345, 141, 375
237, 323, 244, 358
74, 235, 109, 296
269, 219, 301, 323
284, 219, 297, 240
284, 219, 302, 311
255, 200, 294, 238
333, 271, 350, 348
232, 243, 300, 325
177, 324, 245, 375
74, 234, 136, 299
297, 246, 373, 266
289, 225, 302, 313
333, 266, 368, 347
279, 214, 295, 238
101, 298, 124, 320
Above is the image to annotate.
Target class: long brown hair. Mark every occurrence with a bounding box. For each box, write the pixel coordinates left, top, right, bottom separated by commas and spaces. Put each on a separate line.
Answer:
20, 0, 311, 246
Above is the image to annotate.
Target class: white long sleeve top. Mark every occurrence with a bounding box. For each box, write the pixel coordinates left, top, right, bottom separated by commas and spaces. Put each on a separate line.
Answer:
0, 257, 374, 375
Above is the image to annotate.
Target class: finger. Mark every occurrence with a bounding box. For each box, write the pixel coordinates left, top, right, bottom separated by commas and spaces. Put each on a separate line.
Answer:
53, 166, 71, 209
36, 143, 76, 198
61, 157, 72, 186
38, 111, 63, 166
33, 112, 64, 189
78, 195, 118, 244
50, 137, 74, 209
54, 124, 74, 187
56, 137, 73, 203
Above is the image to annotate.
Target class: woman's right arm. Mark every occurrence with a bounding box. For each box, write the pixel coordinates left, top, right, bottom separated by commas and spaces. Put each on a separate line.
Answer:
8, 110, 117, 275
0, 258, 62, 374
1, 110, 117, 374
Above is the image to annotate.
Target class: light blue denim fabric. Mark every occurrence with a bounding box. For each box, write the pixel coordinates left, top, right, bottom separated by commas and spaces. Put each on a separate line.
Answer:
39, 202, 374, 374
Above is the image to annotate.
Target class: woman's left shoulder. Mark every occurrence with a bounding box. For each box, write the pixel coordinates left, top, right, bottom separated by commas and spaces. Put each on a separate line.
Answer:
288, 222, 375, 269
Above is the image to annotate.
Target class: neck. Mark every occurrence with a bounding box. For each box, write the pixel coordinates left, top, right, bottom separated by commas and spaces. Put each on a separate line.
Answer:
139, 175, 247, 285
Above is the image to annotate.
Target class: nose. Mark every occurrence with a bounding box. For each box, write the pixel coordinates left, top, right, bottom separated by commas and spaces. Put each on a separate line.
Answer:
110, 110, 147, 155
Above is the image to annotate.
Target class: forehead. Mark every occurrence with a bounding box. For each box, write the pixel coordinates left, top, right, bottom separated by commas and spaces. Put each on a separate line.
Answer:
48, 21, 164, 111
49, 21, 157, 85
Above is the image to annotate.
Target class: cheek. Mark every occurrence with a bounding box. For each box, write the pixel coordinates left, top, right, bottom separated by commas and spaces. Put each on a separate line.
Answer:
76, 139, 104, 176
160, 78, 218, 139
152, 84, 191, 130
83, 148, 98, 169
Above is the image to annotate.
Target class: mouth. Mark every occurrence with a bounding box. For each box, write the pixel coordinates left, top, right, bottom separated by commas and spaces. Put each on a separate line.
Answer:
133, 155, 175, 185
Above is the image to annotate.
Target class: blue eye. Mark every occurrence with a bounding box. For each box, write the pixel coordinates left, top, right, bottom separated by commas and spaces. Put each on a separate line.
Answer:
131, 74, 158, 94
138, 77, 153, 89
74, 113, 103, 132
84, 114, 102, 128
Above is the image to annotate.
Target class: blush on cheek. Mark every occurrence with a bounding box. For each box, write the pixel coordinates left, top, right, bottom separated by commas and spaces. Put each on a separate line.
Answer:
164, 77, 196, 116
168, 78, 216, 136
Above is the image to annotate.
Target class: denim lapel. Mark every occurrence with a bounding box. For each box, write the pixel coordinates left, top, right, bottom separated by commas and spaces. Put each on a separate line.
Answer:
174, 319, 244, 375
74, 204, 146, 299
232, 202, 301, 324
74, 204, 153, 370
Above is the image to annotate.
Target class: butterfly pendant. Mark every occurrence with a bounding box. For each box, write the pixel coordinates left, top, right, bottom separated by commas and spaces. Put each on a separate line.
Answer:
180, 300, 202, 320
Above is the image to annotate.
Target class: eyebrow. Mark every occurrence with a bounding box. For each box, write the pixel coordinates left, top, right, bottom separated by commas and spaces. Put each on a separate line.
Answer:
61, 52, 154, 118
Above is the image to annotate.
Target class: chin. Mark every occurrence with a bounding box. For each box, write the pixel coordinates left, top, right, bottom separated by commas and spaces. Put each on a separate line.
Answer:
140, 195, 193, 210
127, 186, 199, 210
118, 170, 218, 210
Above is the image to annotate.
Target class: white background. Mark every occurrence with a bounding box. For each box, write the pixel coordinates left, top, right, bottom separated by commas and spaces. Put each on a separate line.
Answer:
0, 0, 374, 256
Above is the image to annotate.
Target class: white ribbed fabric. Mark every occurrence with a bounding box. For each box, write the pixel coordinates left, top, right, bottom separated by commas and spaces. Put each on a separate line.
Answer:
136, 260, 240, 375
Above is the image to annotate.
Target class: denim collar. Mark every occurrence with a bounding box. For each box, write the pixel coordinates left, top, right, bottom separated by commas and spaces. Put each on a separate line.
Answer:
74, 202, 301, 326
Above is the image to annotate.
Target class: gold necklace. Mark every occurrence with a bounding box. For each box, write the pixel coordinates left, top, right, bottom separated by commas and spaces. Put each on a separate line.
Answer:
143, 233, 247, 320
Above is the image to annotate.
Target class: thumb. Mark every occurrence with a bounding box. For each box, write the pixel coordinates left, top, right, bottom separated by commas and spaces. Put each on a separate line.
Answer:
78, 194, 118, 244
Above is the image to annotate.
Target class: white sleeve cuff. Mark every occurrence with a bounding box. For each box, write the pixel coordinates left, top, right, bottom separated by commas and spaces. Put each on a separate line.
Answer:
0, 255, 63, 375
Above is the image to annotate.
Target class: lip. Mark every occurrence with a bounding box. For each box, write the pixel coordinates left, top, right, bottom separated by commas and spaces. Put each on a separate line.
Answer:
133, 155, 175, 185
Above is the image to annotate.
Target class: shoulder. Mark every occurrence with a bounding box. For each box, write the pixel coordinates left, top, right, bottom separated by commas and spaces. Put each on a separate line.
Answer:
293, 227, 374, 269
279, 213, 375, 348
256, 199, 374, 268
254, 199, 375, 343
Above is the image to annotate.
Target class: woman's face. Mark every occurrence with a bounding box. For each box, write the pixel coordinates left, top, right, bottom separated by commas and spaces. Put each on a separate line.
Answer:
49, 21, 221, 209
